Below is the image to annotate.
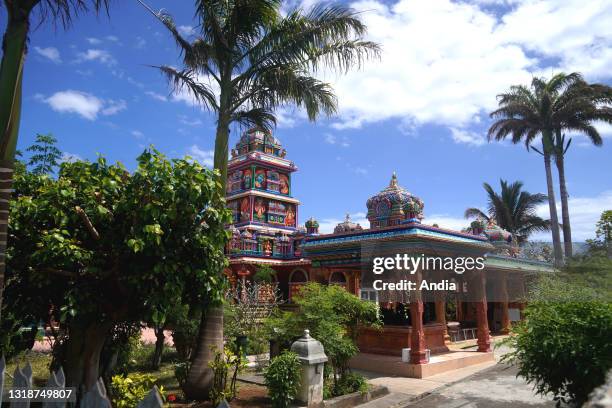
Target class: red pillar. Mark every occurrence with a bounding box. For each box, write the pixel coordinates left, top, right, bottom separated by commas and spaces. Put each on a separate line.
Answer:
410, 270, 427, 364
474, 271, 491, 352
409, 300, 428, 364
500, 273, 511, 335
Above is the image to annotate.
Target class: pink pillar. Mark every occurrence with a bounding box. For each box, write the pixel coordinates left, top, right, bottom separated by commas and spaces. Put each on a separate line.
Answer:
410, 270, 427, 364
500, 273, 511, 335
474, 271, 491, 352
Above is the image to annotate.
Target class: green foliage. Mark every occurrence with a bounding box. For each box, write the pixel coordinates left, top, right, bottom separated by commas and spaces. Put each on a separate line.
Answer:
253, 264, 276, 283
264, 351, 302, 408
501, 263, 612, 406
267, 283, 380, 396
465, 179, 549, 243
333, 372, 368, 396
208, 347, 245, 405
26, 133, 62, 175
110, 373, 166, 408
596, 210, 612, 242
4, 148, 230, 381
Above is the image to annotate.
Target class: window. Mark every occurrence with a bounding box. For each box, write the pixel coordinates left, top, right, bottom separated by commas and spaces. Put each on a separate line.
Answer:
360, 288, 378, 302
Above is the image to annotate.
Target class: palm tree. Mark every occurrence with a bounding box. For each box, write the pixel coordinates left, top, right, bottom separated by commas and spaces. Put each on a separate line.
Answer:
489, 73, 612, 262
465, 180, 550, 244
139, 0, 379, 399
546, 78, 611, 257
487, 75, 564, 266
0, 0, 110, 323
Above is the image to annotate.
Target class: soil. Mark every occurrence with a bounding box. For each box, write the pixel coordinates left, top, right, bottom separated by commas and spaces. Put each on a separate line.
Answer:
182, 383, 272, 408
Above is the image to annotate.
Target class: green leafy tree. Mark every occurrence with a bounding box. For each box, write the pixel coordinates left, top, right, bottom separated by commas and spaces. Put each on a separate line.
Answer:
501, 260, 612, 406
0, 0, 111, 324
138, 0, 379, 398
465, 179, 550, 244
26, 132, 62, 174
4, 149, 230, 394
264, 351, 301, 408
267, 282, 380, 396
595, 210, 612, 259
488, 73, 612, 264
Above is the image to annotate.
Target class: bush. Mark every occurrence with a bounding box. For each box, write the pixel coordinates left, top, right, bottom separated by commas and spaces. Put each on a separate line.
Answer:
264, 351, 302, 408
501, 265, 612, 406
266, 283, 380, 397
333, 372, 368, 396
208, 346, 245, 405
110, 373, 165, 408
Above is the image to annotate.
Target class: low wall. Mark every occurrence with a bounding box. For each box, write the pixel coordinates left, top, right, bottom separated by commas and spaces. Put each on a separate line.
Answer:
357, 323, 448, 356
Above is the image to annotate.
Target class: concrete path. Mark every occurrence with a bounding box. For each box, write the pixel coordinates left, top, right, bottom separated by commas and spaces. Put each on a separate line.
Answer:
400, 363, 555, 407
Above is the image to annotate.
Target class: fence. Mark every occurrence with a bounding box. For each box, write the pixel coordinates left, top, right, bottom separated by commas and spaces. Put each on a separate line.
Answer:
0, 355, 163, 408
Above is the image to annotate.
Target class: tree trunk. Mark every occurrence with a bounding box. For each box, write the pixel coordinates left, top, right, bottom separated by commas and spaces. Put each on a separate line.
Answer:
183, 306, 224, 400
151, 326, 165, 370
555, 153, 573, 257
544, 151, 564, 267
0, 6, 30, 323
63, 323, 112, 399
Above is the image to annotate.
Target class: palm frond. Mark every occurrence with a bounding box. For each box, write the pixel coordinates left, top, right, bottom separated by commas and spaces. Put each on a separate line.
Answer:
156, 65, 219, 111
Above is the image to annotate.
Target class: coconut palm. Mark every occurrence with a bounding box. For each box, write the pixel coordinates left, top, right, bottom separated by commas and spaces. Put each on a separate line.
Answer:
465, 180, 550, 244
139, 0, 379, 399
0, 0, 110, 322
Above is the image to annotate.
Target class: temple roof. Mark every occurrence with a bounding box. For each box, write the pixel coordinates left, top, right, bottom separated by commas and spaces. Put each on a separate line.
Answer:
366, 173, 425, 225
334, 214, 363, 234
232, 128, 286, 158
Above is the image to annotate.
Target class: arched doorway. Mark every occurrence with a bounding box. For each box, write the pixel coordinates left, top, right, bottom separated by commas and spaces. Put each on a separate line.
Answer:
288, 269, 308, 301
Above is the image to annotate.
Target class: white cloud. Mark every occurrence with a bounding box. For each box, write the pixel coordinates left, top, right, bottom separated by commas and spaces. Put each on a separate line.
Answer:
86, 37, 102, 45
76, 49, 116, 66
60, 152, 83, 163
40, 90, 126, 120
189, 145, 214, 167
131, 130, 145, 139
324, 0, 612, 134
101, 99, 127, 116
325, 133, 337, 144
135, 37, 147, 49
34, 46, 61, 63
106, 35, 119, 42
425, 214, 469, 231
450, 127, 487, 146
145, 91, 168, 102
178, 25, 196, 36
178, 115, 203, 126
533, 190, 612, 241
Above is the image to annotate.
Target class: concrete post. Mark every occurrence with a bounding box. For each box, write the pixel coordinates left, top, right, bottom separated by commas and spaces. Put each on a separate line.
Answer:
291, 330, 328, 407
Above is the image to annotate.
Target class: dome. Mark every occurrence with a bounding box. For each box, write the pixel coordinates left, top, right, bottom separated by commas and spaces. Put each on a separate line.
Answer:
231, 128, 286, 158
366, 173, 424, 228
334, 214, 363, 234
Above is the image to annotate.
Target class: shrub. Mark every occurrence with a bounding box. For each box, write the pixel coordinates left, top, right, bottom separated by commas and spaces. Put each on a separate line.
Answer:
264, 351, 302, 408
266, 283, 380, 396
208, 346, 245, 405
110, 373, 165, 408
501, 266, 612, 406
333, 372, 368, 396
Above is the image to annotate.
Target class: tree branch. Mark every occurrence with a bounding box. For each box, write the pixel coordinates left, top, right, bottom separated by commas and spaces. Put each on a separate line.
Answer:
75, 206, 100, 240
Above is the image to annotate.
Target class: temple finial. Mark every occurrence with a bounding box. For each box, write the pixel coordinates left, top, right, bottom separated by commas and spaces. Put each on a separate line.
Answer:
390, 172, 398, 188
345, 213, 351, 222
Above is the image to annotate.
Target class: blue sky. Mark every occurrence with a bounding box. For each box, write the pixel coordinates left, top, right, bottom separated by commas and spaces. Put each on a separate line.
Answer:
4, 0, 612, 240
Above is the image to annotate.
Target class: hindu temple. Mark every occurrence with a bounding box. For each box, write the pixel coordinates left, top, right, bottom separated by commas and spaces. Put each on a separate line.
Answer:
224, 128, 554, 378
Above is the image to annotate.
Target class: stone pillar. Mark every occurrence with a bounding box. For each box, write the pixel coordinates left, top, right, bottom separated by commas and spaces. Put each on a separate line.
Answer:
410, 270, 427, 364
500, 273, 511, 335
291, 330, 328, 407
435, 296, 450, 343
474, 271, 491, 352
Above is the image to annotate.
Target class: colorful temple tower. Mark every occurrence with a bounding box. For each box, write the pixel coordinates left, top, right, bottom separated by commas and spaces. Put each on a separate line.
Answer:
225, 128, 312, 300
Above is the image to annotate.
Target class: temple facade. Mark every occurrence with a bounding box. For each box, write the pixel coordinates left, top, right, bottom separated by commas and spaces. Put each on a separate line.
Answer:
224, 128, 554, 377
224, 128, 313, 300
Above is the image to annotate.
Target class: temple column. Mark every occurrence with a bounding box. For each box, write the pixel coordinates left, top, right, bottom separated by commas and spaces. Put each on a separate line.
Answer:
455, 277, 464, 322
435, 292, 450, 343
410, 270, 428, 364
500, 273, 511, 335
473, 270, 491, 352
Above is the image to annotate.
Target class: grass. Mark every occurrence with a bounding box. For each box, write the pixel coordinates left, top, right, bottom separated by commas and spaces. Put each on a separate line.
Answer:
2, 343, 182, 397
